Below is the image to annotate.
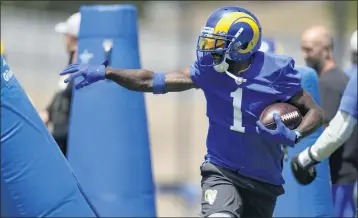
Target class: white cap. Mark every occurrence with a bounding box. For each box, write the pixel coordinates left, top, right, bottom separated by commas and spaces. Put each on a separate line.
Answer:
55, 12, 81, 37
350, 30, 357, 52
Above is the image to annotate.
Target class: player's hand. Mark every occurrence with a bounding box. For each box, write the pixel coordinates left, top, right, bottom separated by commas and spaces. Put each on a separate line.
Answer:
291, 147, 318, 185
60, 62, 107, 90
256, 113, 296, 146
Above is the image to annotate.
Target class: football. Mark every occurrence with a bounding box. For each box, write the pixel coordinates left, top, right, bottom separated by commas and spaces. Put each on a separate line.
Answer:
259, 103, 302, 130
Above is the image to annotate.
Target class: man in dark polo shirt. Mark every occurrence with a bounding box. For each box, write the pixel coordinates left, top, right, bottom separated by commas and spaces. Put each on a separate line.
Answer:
301, 25, 357, 217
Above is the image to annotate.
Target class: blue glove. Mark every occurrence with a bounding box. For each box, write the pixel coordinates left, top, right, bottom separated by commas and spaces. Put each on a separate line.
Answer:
256, 113, 297, 146
60, 62, 107, 90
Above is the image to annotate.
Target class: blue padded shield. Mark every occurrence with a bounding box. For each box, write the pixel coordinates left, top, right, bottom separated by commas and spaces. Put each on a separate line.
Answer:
0, 55, 97, 217
274, 66, 334, 217
67, 5, 156, 217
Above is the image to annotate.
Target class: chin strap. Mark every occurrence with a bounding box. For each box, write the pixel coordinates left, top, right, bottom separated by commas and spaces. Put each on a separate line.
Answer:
213, 55, 249, 85
213, 61, 229, 73
225, 70, 247, 85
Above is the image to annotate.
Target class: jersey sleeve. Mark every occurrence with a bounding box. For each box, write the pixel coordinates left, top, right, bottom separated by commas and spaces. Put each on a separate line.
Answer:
339, 73, 357, 119
274, 58, 303, 102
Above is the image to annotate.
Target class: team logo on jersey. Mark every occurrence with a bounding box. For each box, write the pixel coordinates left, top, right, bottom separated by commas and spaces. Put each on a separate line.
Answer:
204, 189, 217, 205
79, 49, 94, 64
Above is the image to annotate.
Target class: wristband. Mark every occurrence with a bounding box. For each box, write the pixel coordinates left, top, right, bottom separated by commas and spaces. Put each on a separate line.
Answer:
298, 146, 319, 169
294, 130, 302, 144
153, 72, 167, 94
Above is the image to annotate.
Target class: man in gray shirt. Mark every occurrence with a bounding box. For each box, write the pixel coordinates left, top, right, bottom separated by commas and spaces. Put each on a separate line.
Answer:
301, 25, 357, 217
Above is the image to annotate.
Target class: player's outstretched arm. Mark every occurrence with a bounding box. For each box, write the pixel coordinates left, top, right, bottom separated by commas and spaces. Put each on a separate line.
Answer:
105, 67, 197, 93
61, 62, 198, 92
287, 90, 324, 139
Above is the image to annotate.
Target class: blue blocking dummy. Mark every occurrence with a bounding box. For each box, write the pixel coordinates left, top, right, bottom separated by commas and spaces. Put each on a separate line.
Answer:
0, 56, 97, 217
274, 66, 334, 217
68, 5, 156, 217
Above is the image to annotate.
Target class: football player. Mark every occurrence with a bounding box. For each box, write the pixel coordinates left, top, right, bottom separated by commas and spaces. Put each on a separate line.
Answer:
61, 6, 324, 218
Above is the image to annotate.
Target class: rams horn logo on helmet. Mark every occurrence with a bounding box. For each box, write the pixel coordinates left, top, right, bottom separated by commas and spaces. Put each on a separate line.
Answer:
196, 6, 262, 72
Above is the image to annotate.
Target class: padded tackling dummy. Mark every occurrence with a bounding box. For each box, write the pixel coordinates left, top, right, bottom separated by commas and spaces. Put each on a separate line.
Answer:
274, 66, 334, 217
0, 55, 97, 217
67, 5, 156, 217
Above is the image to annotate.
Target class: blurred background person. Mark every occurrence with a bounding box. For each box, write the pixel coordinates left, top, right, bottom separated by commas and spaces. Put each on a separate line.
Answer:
345, 30, 357, 79
301, 25, 357, 218
39, 12, 80, 157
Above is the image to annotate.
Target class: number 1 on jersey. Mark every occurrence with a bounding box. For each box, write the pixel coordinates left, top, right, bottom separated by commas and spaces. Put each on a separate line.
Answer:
230, 88, 245, 133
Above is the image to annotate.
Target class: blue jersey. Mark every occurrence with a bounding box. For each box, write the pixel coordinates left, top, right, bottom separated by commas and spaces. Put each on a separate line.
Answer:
190, 51, 302, 185
344, 64, 357, 79
339, 73, 357, 120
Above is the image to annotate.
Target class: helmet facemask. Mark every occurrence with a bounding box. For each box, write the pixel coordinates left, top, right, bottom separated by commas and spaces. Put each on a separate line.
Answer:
196, 24, 255, 73
196, 8, 262, 77
196, 29, 237, 73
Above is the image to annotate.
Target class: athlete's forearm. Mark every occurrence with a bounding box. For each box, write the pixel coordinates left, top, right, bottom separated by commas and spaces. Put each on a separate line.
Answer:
310, 110, 357, 161
105, 68, 154, 92
165, 71, 197, 92
289, 90, 324, 138
297, 108, 324, 138
105, 67, 196, 93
